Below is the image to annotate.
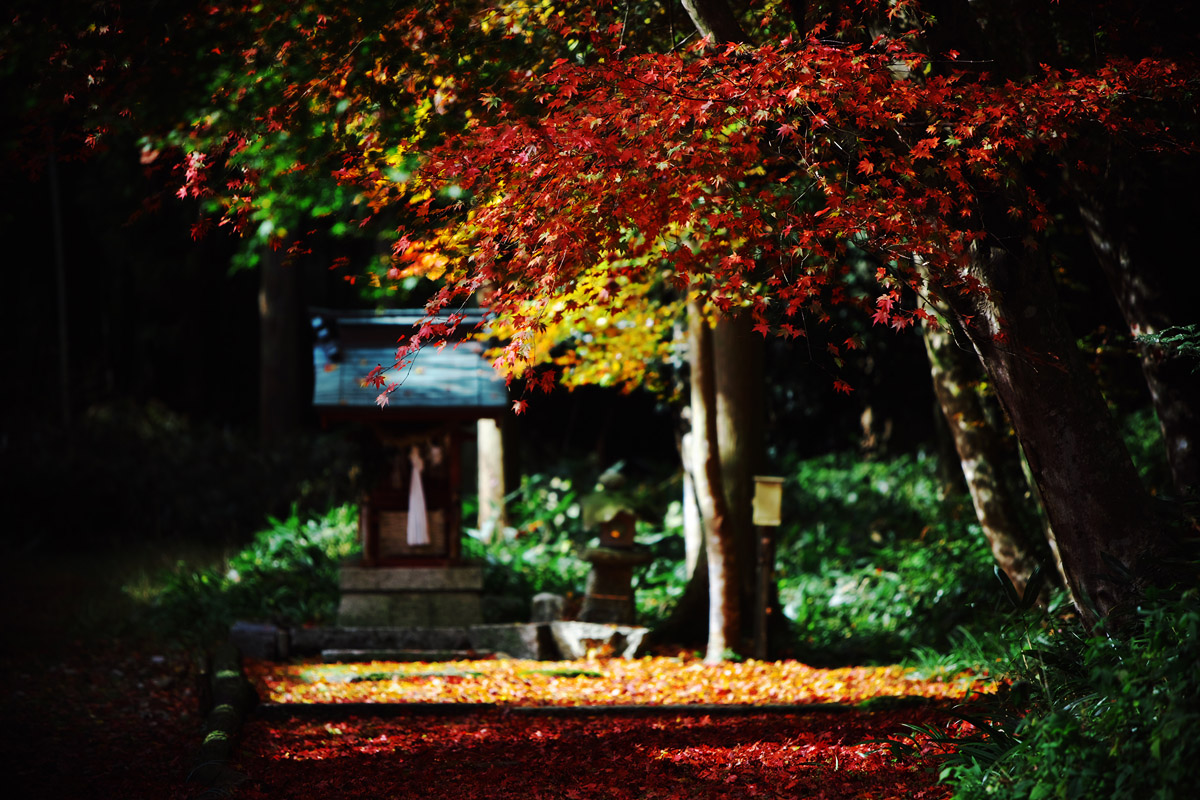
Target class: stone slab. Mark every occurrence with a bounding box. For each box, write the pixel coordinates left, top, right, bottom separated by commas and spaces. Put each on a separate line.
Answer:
322, 649, 496, 663
549, 621, 649, 660
467, 623, 556, 660
339, 564, 484, 592
337, 591, 483, 627
285, 623, 644, 661
290, 625, 474, 655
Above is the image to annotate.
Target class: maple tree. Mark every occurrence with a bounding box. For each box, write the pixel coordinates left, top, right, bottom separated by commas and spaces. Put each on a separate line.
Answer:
20, 0, 1198, 638
400, 0, 1197, 634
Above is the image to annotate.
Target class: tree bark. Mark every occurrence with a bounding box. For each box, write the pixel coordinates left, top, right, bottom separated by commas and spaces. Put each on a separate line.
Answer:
258, 243, 303, 447
688, 301, 740, 662
680, 428, 704, 578
713, 311, 766, 647
677, 0, 772, 664
937, 238, 1179, 630
921, 310, 1052, 601
47, 139, 71, 427
680, 0, 746, 43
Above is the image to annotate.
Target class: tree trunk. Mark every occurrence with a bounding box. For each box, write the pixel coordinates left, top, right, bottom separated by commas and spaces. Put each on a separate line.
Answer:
47, 138, 71, 426
647, 410, 711, 649
921, 310, 1052, 601
680, 428, 704, 578
679, 0, 765, 666
938, 238, 1179, 630
689, 300, 740, 662
258, 243, 302, 447
713, 311, 765, 648
649, 540, 710, 648
680, 0, 746, 43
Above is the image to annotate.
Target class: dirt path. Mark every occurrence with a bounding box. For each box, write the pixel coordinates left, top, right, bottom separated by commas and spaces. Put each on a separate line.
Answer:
0, 553, 956, 800
0, 551, 204, 800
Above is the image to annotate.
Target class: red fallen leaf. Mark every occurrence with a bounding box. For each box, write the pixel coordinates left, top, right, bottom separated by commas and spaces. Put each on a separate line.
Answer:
235, 709, 962, 799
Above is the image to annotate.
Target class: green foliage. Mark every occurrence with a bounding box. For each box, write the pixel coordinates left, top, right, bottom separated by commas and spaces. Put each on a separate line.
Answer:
142, 505, 359, 644
463, 472, 595, 622
1137, 325, 1200, 372
936, 588, 1200, 800
464, 462, 684, 624
775, 451, 1006, 664
466, 448, 1007, 659
1119, 405, 1171, 495
629, 506, 689, 626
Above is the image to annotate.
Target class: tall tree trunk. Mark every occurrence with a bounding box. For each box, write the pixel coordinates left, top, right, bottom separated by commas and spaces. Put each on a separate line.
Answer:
650, 538, 710, 647
681, 428, 704, 578
938, 238, 1180, 630
911, 0, 1197, 633
689, 300, 740, 662
921, 310, 1053, 601
259, 243, 302, 447
680, 0, 746, 42
47, 138, 71, 426
713, 311, 765, 647
679, 0, 763, 665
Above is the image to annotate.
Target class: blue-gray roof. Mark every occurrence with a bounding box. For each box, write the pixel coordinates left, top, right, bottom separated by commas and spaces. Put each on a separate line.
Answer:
310, 309, 508, 417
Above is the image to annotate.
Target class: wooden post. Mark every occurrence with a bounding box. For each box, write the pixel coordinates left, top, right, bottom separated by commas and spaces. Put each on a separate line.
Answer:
754, 525, 775, 660
752, 476, 784, 660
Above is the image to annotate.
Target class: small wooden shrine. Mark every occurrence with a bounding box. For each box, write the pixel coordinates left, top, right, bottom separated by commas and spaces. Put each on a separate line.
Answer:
310, 308, 508, 627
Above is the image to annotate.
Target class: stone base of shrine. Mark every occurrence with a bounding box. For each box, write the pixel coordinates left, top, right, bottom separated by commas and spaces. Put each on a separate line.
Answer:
232, 620, 650, 661
336, 564, 484, 628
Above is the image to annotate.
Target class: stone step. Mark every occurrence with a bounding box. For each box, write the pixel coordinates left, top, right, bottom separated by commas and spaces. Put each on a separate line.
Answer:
321, 649, 497, 663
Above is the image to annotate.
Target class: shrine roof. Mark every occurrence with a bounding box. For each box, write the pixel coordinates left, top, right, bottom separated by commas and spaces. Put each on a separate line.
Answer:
310, 308, 508, 419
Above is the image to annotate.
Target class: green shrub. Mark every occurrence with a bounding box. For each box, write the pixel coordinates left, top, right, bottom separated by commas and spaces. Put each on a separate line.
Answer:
465, 449, 1010, 651
1119, 406, 1171, 496
630, 502, 689, 626
775, 450, 1006, 663
463, 472, 595, 622
463, 466, 686, 624
941, 588, 1200, 800
143, 504, 359, 643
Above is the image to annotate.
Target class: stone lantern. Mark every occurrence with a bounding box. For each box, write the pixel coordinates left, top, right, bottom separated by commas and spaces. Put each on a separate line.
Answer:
578, 509, 652, 624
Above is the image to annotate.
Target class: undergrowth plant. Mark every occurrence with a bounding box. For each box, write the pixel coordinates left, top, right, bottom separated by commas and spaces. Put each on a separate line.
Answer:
775, 450, 1006, 664
463, 460, 685, 624
139, 504, 359, 644
466, 448, 1008, 661
896, 585, 1200, 800
463, 471, 594, 622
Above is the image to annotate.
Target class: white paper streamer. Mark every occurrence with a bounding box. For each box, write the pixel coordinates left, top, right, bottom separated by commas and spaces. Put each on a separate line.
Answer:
406, 446, 430, 546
